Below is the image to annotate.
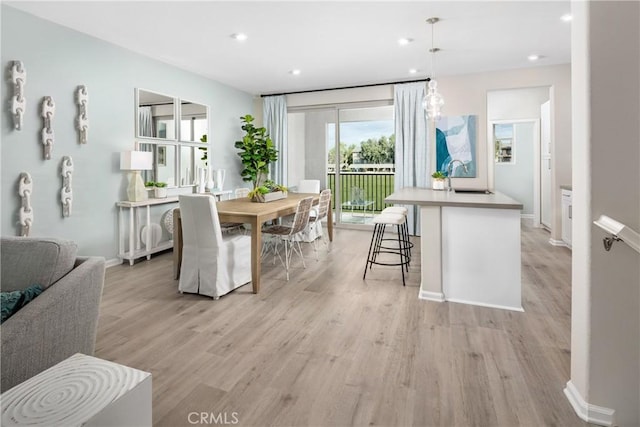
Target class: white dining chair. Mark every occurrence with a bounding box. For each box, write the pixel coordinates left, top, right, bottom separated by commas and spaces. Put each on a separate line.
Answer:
297, 179, 320, 194
178, 194, 251, 299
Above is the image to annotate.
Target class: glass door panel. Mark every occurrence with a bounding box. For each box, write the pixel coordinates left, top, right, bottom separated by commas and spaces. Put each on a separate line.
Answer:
337, 105, 394, 225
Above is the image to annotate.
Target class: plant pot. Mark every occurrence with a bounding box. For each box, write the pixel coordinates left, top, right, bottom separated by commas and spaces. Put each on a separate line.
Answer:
432, 179, 445, 191
252, 191, 287, 203
154, 187, 168, 198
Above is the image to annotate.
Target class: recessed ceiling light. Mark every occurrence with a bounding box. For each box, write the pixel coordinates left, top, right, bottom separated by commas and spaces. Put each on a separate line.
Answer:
561, 14, 573, 22
231, 33, 248, 41
409, 68, 418, 74
528, 54, 540, 61
398, 38, 413, 46
289, 69, 301, 76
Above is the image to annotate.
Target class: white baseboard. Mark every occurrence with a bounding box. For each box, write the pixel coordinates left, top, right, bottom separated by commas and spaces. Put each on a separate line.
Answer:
520, 214, 534, 219
418, 290, 445, 302
105, 258, 122, 268
549, 238, 567, 247
564, 381, 616, 426
445, 297, 524, 312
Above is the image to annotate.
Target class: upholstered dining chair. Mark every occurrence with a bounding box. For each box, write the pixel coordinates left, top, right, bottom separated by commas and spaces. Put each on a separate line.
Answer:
262, 196, 313, 281
235, 187, 250, 198
297, 179, 320, 194
307, 188, 332, 259
178, 194, 251, 299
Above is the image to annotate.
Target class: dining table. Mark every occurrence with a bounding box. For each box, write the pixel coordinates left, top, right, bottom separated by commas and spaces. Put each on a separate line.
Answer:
172, 192, 333, 293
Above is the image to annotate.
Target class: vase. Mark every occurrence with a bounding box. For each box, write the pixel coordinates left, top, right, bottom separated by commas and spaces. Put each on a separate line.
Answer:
432, 179, 445, 190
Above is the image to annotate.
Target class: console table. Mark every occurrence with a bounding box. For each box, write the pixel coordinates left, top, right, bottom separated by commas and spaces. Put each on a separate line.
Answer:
117, 190, 232, 265
1, 353, 152, 426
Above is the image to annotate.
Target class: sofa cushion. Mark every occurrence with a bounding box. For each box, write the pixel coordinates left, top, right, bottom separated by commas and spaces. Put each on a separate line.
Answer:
0, 284, 43, 324
1, 237, 78, 292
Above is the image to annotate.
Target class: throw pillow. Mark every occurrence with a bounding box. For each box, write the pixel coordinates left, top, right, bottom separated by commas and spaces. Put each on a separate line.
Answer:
0, 284, 43, 324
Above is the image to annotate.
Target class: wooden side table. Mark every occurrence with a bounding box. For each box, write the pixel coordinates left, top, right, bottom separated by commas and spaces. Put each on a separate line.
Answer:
1, 353, 152, 426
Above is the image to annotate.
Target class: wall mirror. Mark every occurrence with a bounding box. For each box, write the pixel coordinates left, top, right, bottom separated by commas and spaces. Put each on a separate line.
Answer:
180, 100, 208, 142
139, 143, 177, 187
136, 89, 176, 140
135, 89, 210, 189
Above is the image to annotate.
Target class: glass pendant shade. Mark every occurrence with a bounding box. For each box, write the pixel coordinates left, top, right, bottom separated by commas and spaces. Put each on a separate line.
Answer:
423, 80, 444, 120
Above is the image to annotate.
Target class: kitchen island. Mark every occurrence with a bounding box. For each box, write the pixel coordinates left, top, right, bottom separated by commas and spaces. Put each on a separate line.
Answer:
385, 187, 524, 311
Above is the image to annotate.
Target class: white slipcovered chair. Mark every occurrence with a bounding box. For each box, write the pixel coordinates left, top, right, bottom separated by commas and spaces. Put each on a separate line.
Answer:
297, 179, 320, 194
178, 194, 251, 299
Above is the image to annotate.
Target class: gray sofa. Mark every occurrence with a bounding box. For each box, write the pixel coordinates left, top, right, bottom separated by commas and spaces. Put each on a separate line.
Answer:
0, 237, 105, 392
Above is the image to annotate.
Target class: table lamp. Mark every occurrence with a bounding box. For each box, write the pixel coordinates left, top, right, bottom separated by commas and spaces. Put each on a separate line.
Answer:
120, 150, 153, 202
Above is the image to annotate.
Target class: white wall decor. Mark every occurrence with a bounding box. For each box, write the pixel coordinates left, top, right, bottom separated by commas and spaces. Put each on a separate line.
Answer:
75, 85, 89, 144
41, 96, 55, 160
9, 60, 26, 130
61, 156, 73, 217
18, 172, 33, 236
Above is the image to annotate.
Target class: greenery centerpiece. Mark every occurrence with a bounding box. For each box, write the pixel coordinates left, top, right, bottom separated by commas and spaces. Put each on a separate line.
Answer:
234, 114, 286, 202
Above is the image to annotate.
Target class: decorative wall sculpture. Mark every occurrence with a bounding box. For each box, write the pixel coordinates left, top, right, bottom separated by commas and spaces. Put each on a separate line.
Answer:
41, 96, 56, 160
9, 60, 26, 131
18, 172, 33, 236
61, 156, 73, 217
75, 85, 89, 144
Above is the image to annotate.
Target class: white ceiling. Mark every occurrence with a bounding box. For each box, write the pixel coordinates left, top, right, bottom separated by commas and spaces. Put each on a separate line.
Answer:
7, 1, 572, 96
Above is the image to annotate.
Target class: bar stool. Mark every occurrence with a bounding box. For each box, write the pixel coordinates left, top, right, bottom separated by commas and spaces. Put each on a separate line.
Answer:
381, 206, 413, 258
363, 213, 411, 286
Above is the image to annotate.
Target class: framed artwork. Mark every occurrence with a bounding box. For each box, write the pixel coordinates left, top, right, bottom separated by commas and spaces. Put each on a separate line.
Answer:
436, 115, 477, 177
157, 145, 166, 166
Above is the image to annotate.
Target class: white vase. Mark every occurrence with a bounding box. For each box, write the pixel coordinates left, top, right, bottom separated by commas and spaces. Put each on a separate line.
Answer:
196, 168, 207, 193
432, 179, 445, 190
154, 187, 167, 198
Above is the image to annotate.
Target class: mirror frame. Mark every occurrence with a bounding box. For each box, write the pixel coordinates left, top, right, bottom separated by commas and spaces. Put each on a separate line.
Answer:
135, 89, 211, 189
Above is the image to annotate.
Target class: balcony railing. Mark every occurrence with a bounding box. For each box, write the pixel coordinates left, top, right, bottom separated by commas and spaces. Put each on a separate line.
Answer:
327, 171, 395, 214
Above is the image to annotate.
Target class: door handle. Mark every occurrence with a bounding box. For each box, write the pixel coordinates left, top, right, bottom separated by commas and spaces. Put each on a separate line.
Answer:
569, 205, 572, 219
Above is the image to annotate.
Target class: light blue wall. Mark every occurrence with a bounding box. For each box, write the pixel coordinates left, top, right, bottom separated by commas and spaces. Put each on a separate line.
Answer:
1, 6, 253, 260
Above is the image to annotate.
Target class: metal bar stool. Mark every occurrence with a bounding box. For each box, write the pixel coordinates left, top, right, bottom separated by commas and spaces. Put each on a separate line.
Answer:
381, 206, 414, 258
363, 213, 411, 286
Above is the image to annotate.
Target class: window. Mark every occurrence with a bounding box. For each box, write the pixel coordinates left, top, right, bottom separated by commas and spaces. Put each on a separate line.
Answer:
494, 123, 515, 164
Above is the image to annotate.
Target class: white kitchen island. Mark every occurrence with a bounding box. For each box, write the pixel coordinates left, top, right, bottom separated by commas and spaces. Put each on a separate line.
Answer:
386, 187, 524, 311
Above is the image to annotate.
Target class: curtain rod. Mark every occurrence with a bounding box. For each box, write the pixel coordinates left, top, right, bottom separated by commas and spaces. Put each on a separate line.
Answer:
260, 78, 430, 98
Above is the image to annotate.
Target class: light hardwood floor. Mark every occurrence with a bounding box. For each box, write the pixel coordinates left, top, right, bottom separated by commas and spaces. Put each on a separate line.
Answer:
97, 223, 586, 427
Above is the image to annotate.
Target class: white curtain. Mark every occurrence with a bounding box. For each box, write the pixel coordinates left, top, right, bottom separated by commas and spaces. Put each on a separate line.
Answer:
263, 95, 288, 185
394, 82, 429, 235
139, 106, 154, 137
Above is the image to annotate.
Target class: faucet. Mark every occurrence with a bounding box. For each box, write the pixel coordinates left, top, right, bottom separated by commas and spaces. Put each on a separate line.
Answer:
446, 159, 469, 192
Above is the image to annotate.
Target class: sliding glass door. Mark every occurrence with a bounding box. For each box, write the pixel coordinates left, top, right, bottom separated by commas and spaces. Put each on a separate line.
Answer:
287, 101, 394, 227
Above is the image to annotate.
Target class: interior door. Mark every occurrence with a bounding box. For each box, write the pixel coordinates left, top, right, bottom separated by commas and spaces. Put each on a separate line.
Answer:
540, 100, 552, 228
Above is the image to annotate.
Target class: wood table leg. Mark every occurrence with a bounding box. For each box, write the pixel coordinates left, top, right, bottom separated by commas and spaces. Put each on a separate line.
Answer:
251, 217, 261, 293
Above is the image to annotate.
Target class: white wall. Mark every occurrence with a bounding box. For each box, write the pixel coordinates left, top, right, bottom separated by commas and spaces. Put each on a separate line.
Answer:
488, 87, 550, 216
493, 122, 536, 215
1, 6, 253, 260
569, 1, 640, 425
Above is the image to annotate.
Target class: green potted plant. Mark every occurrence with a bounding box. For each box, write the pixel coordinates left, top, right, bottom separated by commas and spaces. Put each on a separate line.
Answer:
153, 182, 168, 198
247, 180, 288, 203
431, 171, 446, 190
234, 114, 283, 202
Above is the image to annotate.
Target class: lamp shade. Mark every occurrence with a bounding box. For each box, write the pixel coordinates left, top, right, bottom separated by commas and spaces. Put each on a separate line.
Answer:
120, 151, 152, 171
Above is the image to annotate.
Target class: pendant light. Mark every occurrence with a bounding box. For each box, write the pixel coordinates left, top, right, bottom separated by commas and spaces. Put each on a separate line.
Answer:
422, 17, 444, 120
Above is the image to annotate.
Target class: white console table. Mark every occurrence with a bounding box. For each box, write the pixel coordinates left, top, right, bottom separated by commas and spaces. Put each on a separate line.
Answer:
1, 353, 152, 427
117, 197, 179, 265
117, 190, 232, 265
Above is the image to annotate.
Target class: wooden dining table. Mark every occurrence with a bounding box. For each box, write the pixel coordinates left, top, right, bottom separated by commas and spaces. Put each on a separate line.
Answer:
172, 193, 333, 293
